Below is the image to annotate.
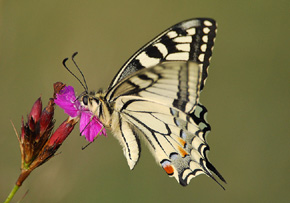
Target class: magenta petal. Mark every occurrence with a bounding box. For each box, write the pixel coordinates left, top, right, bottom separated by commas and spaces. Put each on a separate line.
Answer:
55, 86, 81, 117
80, 111, 106, 142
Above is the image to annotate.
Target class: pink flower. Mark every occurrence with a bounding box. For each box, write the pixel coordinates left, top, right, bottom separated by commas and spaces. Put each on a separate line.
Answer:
55, 85, 106, 142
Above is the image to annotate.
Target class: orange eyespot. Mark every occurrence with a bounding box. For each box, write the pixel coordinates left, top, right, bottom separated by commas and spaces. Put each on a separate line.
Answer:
178, 146, 188, 157
178, 137, 186, 147
163, 164, 174, 175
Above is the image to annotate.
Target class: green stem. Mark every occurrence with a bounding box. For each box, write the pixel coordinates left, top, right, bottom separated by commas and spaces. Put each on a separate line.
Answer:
4, 184, 19, 203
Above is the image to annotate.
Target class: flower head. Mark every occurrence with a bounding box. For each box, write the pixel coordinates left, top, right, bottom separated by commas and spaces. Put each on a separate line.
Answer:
55, 85, 106, 142
15, 82, 78, 186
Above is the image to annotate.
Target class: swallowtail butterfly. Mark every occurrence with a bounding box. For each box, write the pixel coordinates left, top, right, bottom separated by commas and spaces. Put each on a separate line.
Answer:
81, 18, 226, 188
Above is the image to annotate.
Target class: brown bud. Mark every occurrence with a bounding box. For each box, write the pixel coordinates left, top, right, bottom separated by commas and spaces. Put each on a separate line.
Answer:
53, 82, 66, 99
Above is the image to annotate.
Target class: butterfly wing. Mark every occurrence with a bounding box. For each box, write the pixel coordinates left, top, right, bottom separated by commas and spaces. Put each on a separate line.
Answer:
107, 62, 225, 187
106, 61, 202, 113
97, 18, 224, 187
109, 18, 217, 92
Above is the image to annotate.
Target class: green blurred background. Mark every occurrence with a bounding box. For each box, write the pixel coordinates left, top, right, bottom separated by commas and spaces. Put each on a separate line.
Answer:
0, 0, 289, 202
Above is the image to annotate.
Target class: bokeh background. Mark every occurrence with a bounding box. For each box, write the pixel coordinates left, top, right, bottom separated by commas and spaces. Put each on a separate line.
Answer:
0, 1, 289, 202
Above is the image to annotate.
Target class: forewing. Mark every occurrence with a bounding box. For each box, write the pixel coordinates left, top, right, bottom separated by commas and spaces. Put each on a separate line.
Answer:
109, 18, 217, 91
106, 62, 203, 115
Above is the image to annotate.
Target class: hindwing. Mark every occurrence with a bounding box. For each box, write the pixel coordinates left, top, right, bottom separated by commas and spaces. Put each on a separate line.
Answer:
106, 62, 225, 187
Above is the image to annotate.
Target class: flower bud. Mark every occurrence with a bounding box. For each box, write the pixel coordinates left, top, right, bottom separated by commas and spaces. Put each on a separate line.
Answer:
48, 117, 78, 150
39, 99, 55, 136
28, 97, 42, 123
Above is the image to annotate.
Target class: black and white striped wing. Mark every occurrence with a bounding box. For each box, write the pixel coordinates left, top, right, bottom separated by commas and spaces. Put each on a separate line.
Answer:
109, 18, 217, 92
107, 62, 225, 187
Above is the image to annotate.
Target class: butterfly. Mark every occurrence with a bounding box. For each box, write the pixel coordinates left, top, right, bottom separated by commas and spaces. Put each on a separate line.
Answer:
80, 18, 226, 188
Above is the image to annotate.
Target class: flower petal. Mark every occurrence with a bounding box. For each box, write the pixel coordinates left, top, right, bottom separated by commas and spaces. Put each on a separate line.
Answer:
55, 86, 81, 117
80, 111, 106, 142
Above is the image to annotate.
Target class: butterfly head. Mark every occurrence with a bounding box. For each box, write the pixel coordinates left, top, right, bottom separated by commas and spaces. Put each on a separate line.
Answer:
80, 91, 99, 114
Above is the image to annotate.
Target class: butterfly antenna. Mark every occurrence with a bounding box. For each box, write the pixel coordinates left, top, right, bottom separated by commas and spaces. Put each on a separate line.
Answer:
62, 57, 87, 92
72, 52, 89, 93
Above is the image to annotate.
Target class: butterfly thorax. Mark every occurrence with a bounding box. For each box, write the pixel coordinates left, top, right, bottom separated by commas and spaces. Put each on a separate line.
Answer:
81, 91, 112, 127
